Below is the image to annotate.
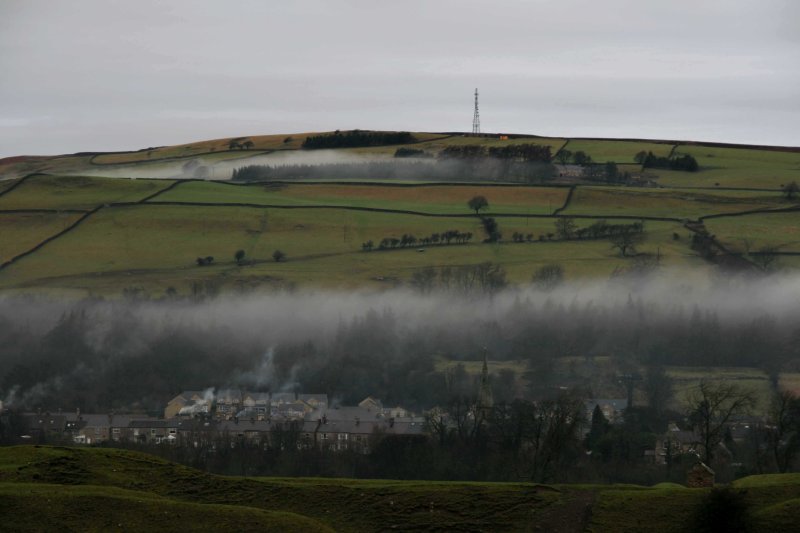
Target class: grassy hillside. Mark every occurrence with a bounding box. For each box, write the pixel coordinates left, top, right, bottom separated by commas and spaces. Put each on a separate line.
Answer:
0, 174, 173, 211
0, 212, 83, 264
2, 131, 798, 188
2, 446, 800, 532
562, 139, 674, 163
563, 186, 788, 219
0, 131, 799, 295
0, 483, 330, 533
0, 201, 700, 293
704, 211, 800, 253
152, 181, 570, 215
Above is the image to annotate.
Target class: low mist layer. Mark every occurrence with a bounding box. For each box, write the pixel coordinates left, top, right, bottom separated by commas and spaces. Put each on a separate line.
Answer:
1, 269, 798, 413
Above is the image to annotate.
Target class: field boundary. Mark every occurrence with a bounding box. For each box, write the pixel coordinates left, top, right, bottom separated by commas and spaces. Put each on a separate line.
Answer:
552, 185, 576, 215
553, 139, 570, 160
123, 199, 685, 223
138, 180, 188, 203
0, 208, 89, 215
699, 205, 800, 222
0, 173, 40, 199
88, 149, 275, 167
0, 206, 103, 271
555, 136, 800, 153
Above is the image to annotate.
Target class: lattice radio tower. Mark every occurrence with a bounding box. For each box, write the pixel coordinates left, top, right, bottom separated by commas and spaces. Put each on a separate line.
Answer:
472, 88, 481, 136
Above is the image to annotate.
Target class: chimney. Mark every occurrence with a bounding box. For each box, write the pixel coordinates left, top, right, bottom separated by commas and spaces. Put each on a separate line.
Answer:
355, 417, 360, 426
316, 418, 322, 429
322, 414, 327, 425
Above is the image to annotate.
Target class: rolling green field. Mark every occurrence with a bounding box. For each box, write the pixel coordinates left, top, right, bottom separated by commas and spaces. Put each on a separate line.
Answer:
563, 186, 791, 219
0, 131, 799, 295
654, 145, 800, 188
562, 139, 674, 163
153, 181, 570, 215
668, 366, 773, 411
704, 211, 800, 253
0, 200, 702, 293
2, 445, 800, 532
0, 212, 82, 263
0, 174, 173, 210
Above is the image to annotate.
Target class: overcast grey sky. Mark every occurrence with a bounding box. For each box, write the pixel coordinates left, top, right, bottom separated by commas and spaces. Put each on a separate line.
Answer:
1, 0, 798, 157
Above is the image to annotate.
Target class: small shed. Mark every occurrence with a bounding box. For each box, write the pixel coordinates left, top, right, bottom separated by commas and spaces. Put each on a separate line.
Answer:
687, 461, 715, 488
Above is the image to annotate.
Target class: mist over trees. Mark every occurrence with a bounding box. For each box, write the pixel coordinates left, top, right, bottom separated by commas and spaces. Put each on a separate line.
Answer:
231, 143, 557, 183
1, 273, 800, 417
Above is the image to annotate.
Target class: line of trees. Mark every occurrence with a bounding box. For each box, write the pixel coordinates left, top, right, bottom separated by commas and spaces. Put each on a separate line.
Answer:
231, 143, 557, 184
554, 217, 645, 242
302, 130, 416, 149
362, 230, 473, 251
439, 143, 552, 162
636, 151, 699, 172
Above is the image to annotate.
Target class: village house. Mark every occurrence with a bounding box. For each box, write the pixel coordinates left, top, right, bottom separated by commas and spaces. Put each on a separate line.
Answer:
125, 419, 178, 444
358, 396, 383, 412
299, 399, 424, 453
66, 413, 152, 444
217, 418, 274, 446
164, 390, 212, 419
214, 389, 242, 420
650, 422, 702, 465
299, 415, 424, 454
23, 412, 67, 442
298, 394, 328, 410
241, 392, 270, 420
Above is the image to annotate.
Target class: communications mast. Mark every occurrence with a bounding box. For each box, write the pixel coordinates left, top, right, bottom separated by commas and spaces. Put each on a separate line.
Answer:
472, 88, 481, 136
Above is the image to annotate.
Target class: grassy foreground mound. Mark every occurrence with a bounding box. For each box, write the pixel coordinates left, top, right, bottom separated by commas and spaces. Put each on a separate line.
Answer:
2, 446, 800, 532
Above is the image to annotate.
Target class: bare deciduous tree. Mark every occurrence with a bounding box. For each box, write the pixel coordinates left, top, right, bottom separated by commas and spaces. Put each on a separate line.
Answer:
687, 380, 756, 463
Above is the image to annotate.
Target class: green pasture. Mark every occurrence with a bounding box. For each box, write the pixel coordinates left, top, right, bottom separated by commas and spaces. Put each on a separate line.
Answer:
590, 487, 702, 532
0, 154, 98, 180
0, 178, 19, 193
89, 133, 303, 165
151, 181, 570, 215
654, 145, 800, 188
0, 201, 699, 293
0, 175, 174, 210
0, 212, 82, 262
0, 483, 328, 533
668, 366, 772, 411
704, 211, 800, 253
88, 131, 449, 165
562, 139, 674, 163
563, 186, 789, 219
3, 446, 800, 532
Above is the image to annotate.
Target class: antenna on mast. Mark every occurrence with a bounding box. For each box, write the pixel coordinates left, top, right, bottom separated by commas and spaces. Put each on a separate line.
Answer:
472, 88, 481, 136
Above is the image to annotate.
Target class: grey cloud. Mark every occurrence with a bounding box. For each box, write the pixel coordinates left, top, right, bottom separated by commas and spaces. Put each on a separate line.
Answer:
1, 0, 798, 157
